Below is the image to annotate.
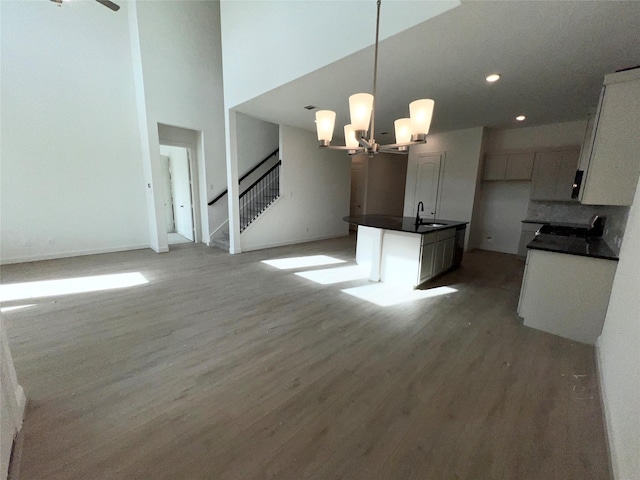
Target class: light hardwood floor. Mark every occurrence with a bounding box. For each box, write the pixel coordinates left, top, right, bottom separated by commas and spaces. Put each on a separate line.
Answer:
2, 235, 611, 479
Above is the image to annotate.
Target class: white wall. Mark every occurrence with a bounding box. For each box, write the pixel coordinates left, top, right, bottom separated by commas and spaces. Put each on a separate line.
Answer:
471, 119, 588, 254
130, 0, 227, 251
236, 113, 279, 175
219, 0, 459, 109
0, 0, 149, 264
597, 178, 640, 480
240, 125, 351, 251
404, 127, 485, 248
475, 182, 532, 254
1, 318, 26, 480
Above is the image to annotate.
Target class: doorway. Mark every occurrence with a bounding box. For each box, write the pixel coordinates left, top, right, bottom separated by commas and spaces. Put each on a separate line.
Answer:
413, 153, 443, 221
159, 145, 195, 245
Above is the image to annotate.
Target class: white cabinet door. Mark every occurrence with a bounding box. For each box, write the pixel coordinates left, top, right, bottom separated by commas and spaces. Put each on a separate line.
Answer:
582, 70, 640, 206
556, 149, 579, 201
531, 149, 580, 201
433, 240, 445, 276
419, 243, 435, 283
483, 155, 508, 180
505, 153, 534, 180
531, 152, 560, 200
442, 237, 455, 272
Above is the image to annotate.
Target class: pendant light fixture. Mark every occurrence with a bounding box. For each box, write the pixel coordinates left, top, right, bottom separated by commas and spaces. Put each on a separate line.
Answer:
315, 0, 435, 156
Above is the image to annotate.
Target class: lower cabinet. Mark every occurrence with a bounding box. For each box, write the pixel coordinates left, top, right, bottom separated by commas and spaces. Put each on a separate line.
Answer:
518, 249, 617, 345
379, 227, 459, 288
419, 228, 455, 285
419, 241, 435, 282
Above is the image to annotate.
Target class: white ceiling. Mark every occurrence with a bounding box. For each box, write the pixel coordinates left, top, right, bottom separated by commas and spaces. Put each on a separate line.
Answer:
234, 1, 640, 142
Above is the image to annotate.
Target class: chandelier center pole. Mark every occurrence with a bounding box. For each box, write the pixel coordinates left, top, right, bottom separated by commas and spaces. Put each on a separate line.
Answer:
371, 0, 382, 145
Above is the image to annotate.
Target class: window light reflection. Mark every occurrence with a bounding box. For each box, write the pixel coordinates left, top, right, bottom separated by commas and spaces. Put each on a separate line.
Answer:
0, 304, 36, 313
341, 284, 458, 307
0, 272, 148, 302
295, 265, 369, 285
261, 255, 345, 270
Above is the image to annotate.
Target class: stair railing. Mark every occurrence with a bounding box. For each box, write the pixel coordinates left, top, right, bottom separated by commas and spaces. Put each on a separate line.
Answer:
239, 160, 281, 231
208, 148, 279, 206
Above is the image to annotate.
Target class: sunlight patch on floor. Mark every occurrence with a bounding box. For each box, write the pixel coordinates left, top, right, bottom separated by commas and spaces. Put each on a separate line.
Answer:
341, 284, 458, 307
295, 265, 369, 285
0, 304, 36, 313
0, 272, 149, 302
262, 255, 345, 270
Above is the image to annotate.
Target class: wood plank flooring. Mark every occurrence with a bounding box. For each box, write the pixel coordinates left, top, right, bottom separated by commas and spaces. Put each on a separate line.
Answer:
1, 235, 611, 479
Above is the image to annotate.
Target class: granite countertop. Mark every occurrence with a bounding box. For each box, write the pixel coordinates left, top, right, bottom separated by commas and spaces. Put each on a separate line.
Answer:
343, 215, 467, 234
527, 234, 618, 261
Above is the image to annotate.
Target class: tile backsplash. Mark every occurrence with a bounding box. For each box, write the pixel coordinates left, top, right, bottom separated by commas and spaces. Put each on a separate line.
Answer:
526, 201, 630, 255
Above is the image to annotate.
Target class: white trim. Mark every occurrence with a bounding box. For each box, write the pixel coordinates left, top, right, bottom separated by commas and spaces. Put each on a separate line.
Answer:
209, 219, 229, 244
1, 320, 27, 480
0, 244, 151, 265
595, 338, 617, 480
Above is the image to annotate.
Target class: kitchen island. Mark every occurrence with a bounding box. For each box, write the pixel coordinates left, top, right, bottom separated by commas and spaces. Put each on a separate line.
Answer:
344, 215, 468, 288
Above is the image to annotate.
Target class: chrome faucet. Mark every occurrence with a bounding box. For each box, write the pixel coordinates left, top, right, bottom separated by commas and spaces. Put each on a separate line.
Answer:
415, 201, 424, 226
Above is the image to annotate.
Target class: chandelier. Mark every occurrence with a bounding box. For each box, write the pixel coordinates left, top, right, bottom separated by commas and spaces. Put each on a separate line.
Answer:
315, 0, 434, 156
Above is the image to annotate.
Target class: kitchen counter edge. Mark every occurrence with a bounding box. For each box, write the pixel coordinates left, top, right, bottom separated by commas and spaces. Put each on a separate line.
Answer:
343, 215, 468, 235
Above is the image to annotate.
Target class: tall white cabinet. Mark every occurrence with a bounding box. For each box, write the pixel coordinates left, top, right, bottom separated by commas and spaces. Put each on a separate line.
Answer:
580, 68, 640, 206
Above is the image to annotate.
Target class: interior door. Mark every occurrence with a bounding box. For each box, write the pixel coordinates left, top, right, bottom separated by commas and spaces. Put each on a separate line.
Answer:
170, 151, 194, 241
160, 155, 175, 233
414, 154, 442, 220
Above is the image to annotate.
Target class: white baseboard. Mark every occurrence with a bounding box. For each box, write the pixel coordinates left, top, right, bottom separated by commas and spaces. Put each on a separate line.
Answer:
0, 244, 151, 265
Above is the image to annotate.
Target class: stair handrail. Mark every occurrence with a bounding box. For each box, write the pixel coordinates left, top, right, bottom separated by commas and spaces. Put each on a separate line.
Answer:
239, 160, 282, 201
208, 148, 279, 206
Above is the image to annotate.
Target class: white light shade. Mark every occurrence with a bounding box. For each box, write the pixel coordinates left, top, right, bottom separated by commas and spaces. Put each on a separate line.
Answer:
409, 99, 435, 135
315, 110, 336, 142
344, 124, 359, 148
348, 93, 374, 131
394, 118, 412, 144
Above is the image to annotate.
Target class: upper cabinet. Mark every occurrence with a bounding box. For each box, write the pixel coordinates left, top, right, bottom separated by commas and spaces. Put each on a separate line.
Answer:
580, 69, 640, 206
483, 153, 534, 181
530, 148, 580, 201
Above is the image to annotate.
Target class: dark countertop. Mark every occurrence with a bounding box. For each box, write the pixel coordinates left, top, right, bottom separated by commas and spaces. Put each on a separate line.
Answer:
343, 215, 467, 235
527, 234, 618, 261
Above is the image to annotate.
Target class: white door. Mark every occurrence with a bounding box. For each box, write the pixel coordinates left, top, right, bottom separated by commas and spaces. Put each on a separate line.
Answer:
170, 149, 194, 241
414, 154, 442, 219
160, 155, 175, 233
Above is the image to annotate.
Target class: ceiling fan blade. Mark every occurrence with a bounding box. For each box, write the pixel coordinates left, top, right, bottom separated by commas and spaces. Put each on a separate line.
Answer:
95, 0, 120, 11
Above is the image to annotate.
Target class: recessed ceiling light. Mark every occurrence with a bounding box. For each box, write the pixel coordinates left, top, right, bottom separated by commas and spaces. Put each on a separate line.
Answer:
486, 73, 501, 83
516, 115, 526, 121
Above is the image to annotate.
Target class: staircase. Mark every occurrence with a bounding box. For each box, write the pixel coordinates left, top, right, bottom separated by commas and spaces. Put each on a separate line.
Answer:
208, 156, 281, 250
239, 160, 281, 231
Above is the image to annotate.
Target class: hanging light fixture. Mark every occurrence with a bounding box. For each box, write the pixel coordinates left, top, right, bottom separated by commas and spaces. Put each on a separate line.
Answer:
315, 0, 434, 156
